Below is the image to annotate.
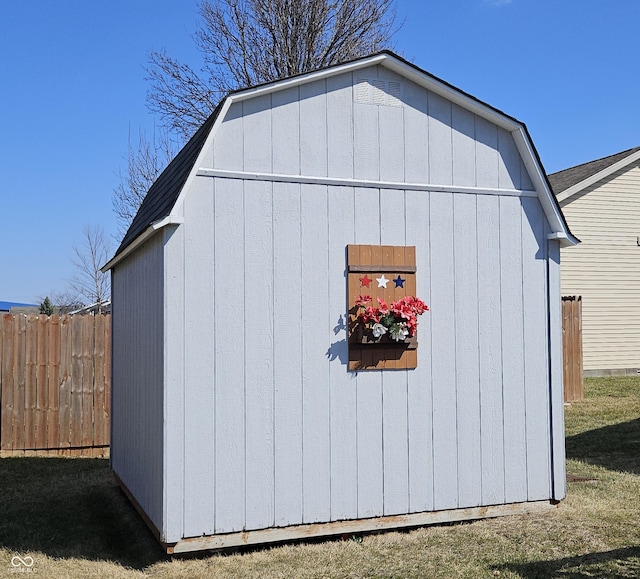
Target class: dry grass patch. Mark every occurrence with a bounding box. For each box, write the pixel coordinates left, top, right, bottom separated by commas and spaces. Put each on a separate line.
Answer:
1, 376, 640, 577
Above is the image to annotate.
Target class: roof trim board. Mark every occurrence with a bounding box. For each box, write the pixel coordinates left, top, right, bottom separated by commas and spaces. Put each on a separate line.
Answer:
101, 215, 184, 272
196, 168, 538, 197
104, 51, 577, 271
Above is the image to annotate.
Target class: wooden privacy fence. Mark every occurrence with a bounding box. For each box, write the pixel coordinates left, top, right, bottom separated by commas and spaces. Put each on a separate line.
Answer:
562, 296, 583, 402
0, 314, 110, 456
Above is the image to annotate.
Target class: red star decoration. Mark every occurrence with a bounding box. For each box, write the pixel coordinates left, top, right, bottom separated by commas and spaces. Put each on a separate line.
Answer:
359, 274, 372, 288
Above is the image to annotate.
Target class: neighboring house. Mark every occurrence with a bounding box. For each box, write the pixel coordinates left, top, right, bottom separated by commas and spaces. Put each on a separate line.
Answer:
68, 300, 112, 315
0, 301, 37, 313
549, 146, 640, 375
103, 51, 576, 554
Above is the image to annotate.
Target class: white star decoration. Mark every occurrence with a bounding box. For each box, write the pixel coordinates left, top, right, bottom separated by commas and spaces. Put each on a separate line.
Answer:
376, 275, 389, 288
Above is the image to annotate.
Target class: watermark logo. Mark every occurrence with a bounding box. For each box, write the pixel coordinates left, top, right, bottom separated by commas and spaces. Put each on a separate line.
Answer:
9, 554, 36, 573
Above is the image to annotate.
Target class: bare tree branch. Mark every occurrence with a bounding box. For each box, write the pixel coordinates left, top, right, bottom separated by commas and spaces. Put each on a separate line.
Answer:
113, 127, 177, 238
69, 226, 112, 313
116, 0, 398, 240
146, 0, 398, 139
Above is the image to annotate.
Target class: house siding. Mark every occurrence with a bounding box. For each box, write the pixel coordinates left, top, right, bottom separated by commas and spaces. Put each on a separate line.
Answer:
111, 234, 165, 532
560, 162, 640, 371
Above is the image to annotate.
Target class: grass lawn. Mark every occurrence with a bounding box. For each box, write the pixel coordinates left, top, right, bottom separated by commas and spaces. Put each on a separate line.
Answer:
1, 376, 639, 578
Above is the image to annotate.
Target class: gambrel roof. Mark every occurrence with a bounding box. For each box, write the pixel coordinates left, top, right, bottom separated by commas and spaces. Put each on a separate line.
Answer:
104, 51, 576, 271
549, 146, 640, 202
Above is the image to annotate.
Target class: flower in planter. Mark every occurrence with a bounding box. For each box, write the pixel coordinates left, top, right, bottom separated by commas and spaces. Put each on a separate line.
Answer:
389, 323, 410, 342
354, 295, 428, 342
371, 323, 388, 338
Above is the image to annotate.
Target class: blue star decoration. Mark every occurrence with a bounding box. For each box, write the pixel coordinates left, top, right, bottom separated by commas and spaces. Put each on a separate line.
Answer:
393, 275, 406, 288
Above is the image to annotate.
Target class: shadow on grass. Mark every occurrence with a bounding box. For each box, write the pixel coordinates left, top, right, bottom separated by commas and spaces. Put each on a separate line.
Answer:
493, 545, 640, 578
565, 418, 640, 475
0, 457, 167, 569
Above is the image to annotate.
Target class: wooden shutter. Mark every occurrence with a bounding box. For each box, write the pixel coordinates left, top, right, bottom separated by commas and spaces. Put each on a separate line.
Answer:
347, 244, 419, 371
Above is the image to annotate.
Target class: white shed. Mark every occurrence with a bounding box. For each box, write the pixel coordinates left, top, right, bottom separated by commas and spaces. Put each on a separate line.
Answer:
103, 51, 576, 554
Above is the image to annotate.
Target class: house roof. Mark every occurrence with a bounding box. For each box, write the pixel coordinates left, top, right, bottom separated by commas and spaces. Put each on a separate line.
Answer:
549, 146, 640, 202
0, 301, 36, 311
103, 50, 576, 272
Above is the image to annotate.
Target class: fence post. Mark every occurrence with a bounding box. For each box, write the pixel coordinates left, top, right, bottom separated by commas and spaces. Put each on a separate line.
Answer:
562, 296, 583, 402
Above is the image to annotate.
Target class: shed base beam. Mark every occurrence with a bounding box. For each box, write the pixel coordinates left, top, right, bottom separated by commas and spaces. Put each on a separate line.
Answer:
166, 500, 558, 555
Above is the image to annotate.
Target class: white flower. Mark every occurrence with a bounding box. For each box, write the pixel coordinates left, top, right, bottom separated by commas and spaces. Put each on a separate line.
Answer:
389, 323, 409, 342
371, 323, 388, 338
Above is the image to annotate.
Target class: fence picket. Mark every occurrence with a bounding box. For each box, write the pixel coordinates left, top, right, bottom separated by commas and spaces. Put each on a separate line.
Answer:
1, 315, 14, 450
47, 315, 61, 449
13, 315, 26, 452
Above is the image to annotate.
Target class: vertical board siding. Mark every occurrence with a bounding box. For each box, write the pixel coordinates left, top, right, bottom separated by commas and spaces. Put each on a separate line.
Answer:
354, 188, 384, 518
429, 191, 458, 510
500, 196, 528, 503
272, 87, 301, 175
403, 81, 429, 184
477, 195, 505, 506
354, 98, 380, 181
379, 190, 409, 516
0, 314, 110, 455
213, 178, 246, 534
521, 197, 552, 501
498, 128, 520, 190
163, 224, 186, 543
405, 190, 433, 513
475, 117, 499, 189
300, 81, 328, 177
428, 93, 453, 186
453, 193, 481, 507
328, 186, 357, 521
183, 177, 215, 537
452, 105, 477, 188
301, 184, 331, 523
273, 182, 304, 526
243, 94, 273, 173
326, 74, 355, 179
244, 180, 275, 530
111, 234, 164, 532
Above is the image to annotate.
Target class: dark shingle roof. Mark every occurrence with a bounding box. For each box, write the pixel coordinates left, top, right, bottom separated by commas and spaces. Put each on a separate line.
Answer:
115, 103, 222, 256
548, 146, 640, 195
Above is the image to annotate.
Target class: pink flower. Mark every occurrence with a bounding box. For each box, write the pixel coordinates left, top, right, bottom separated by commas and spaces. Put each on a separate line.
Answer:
362, 306, 381, 323
355, 295, 372, 307
377, 298, 389, 315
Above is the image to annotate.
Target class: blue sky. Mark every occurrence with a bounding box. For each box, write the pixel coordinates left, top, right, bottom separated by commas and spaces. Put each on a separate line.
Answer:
1, 0, 638, 303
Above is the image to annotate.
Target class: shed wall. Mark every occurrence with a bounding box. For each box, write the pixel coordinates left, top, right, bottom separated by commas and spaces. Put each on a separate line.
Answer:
111, 234, 165, 532
560, 162, 640, 371
175, 176, 557, 540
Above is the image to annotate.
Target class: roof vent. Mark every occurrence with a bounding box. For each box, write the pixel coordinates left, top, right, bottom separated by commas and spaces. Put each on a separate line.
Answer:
355, 78, 402, 107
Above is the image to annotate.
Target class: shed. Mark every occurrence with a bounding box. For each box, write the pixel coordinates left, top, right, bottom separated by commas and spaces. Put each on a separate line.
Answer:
549, 146, 640, 375
103, 51, 577, 554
